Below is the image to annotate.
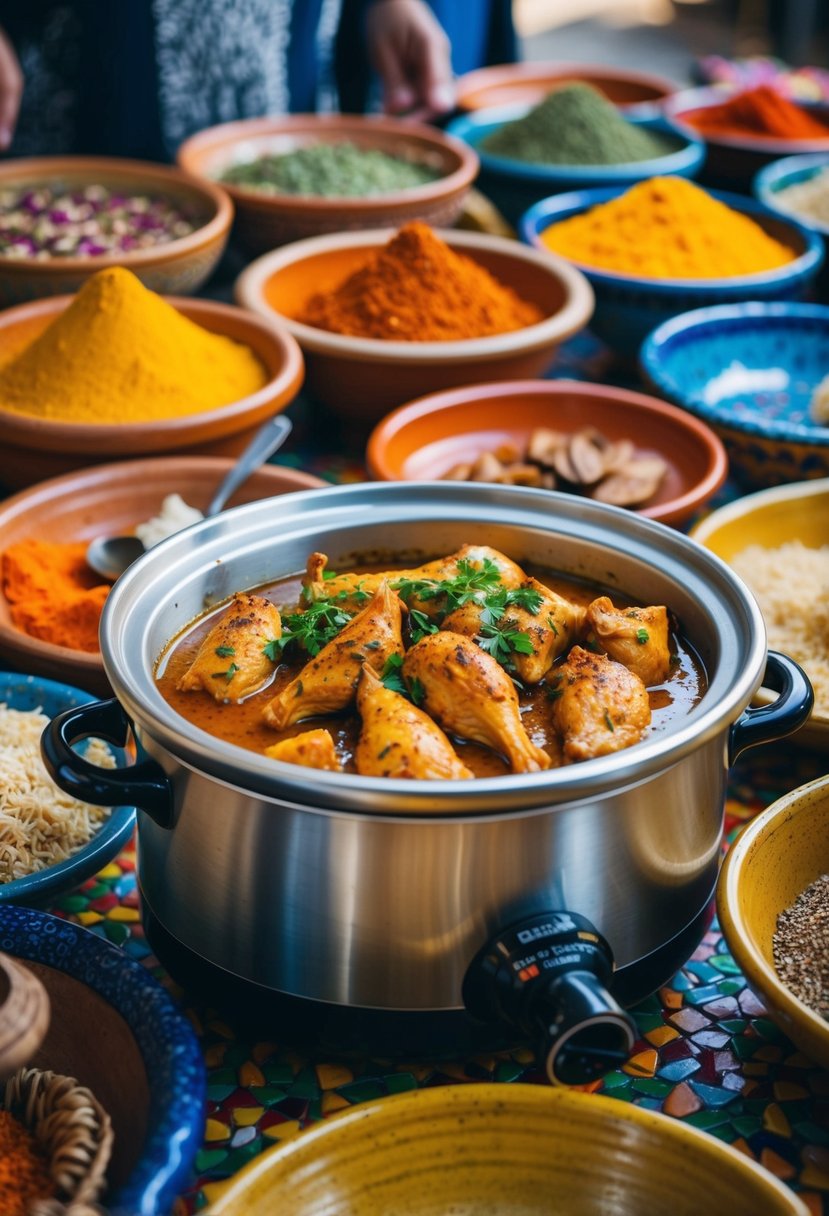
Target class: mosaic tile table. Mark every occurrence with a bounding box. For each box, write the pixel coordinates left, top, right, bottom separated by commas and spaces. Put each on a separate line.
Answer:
49, 330, 829, 1213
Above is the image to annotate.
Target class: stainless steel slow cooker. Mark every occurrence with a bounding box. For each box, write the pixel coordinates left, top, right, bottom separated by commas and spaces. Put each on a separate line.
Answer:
44, 483, 812, 1084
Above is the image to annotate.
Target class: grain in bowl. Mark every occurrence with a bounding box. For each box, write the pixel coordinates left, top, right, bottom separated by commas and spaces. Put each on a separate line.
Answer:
729, 539, 829, 717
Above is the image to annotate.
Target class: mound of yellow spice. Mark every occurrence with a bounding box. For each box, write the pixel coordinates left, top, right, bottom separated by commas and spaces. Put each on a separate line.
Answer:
540, 176, 796, 279
0, 267, 267, 423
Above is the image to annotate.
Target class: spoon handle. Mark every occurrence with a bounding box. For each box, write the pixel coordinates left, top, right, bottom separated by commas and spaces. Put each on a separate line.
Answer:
205, 414, 293, 517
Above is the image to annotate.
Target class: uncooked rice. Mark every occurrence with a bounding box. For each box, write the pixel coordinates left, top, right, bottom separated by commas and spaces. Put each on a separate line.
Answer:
730, 540, 829, 718
0, 703, 114, 882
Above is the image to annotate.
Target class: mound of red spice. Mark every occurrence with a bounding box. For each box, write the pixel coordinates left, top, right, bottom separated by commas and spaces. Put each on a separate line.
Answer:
0, 1109, 55, 1215
686, 83, 829, 141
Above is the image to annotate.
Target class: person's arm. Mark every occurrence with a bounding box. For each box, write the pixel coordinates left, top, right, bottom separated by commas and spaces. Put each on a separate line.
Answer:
364, 0, 455, 119
0, 26, 22, 149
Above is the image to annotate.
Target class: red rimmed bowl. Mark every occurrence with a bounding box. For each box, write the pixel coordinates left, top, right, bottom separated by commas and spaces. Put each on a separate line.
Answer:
177, 113, 478, 253
234, 227, 594, 420
0, 294, 304, 490
0, 455, 325, 696
366, 378, 728, 528
455, 61, 678, 114
0, 155, 233, 306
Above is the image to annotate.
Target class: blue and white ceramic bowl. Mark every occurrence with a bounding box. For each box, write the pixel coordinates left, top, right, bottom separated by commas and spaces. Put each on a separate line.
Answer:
0, 904, 205, 1214
0, 671, 135, 906
520, 186, 824, 358
445, 108, 704, 224
641, 301, 829, 487
754, 152, 829, 237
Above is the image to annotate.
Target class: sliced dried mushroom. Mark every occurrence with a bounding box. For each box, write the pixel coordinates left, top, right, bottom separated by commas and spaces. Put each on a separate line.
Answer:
527, 428, 567, 467
567, 432, 607, 485
592, 457, 668, 507
469, 451, 507, 482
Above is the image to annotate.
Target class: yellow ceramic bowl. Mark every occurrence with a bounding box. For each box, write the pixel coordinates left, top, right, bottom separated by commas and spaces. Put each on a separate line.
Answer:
690, 476, 829, 749
205, 1083, 807, 1216
718, 774, 829, 1071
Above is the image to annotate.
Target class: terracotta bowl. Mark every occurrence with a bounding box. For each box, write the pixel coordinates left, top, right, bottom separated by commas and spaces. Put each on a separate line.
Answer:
0, 905, 205, 1214
455, 61, 679, 113
718, 774, 829, 1072
366, 378, 728, 528
690, 476, 829, 749
0, 294, 304, 490
0, 456, 325, 696
177, 114, 479, 253
0, 155, 233, 306
234, 228, 594, 420
666, 87, 829, 191
205, 1082, 807, 1216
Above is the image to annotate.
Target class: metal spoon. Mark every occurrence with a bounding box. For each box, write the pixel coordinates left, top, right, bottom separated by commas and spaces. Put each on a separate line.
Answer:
86, 414, 293, 582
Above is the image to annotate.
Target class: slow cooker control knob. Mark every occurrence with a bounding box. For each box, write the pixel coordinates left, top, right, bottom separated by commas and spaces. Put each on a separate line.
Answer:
462, 912, 636, 1086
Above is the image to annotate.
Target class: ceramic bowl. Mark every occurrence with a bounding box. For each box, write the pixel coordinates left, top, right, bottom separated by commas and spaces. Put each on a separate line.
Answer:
521, 186, 823, 357
666, 86, 829, 191
234, 227, 594, 420
204, 1082, 807, 1216
455, 61, 679, 113
754, 152, 829, 237
690, 476, 829, 749
0, 671, 134, 905
0, 455, 325, 696
641, 302, 829, 487
0, 903, 205, 1215
366, 378, 728, 528
0, 294, 304, 491
718, 774, 829, 1072
445, 108, 704, 224
177, 114, 478, 253
0, 155, 232, 306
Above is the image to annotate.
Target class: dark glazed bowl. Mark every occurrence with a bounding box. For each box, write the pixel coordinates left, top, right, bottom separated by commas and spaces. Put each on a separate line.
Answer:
0, 905, 205, 1214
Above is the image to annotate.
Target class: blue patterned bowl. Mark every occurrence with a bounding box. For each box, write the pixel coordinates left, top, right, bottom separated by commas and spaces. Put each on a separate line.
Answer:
520, 186, 824, 357
0, 904, 205, 1214
640, 302, 829, 487
0, 671, 135, 906
754, 152, 829, 237
445, 109, 704, 224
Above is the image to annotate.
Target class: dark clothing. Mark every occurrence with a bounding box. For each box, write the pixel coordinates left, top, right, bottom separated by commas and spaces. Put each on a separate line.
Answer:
2, 0, 516, 161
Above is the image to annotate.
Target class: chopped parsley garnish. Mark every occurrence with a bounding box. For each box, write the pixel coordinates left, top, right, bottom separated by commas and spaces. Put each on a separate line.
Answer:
636, 628, 649, 645
393, 557, 504, 615
212, 662, 239, 683
603, 709, 615, 731
214, 644, 235, 658
409, 676, 426, 706
409, 609, 439, 644
476, 620, 534, 668
380, 653, 407, 695
266, 597, 355, 658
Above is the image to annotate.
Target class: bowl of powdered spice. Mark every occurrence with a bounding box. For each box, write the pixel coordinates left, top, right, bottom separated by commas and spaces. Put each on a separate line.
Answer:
718, 774, 829, 1072
235, 221, 593, 419
177, 114, 478, 253
446, 84, 704, 223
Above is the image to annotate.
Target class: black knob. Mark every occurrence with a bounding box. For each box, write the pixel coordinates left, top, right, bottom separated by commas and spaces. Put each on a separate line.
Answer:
463, 911, 636, 1086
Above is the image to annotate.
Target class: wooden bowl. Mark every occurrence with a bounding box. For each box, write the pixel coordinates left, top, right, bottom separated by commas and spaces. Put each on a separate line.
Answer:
718, 774, 829, 1072
0, 905, 205, 1214
455, 61, 679, 113
0, 456, 325, 696
177, 114, 478, 253
234, 228, 594, 420
205, 1082, 807, 1216
0, 294, 304, 490
366, 379, 728, 528
690, 476, 829, 748
0, 156, 233, 306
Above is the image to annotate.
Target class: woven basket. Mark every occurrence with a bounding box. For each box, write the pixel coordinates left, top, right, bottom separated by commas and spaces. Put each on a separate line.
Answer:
4, 1066, 113, 1216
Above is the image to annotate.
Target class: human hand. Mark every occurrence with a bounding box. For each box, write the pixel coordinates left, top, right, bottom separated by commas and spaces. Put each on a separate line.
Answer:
365, 0, 455, 120
0, 27, 22, 150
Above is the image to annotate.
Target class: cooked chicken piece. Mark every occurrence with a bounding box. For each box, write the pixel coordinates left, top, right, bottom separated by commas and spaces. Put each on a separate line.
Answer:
549, 645, 651, 763
177, 593, 281, 704
302, 545, 527, 617
263, 581, 404, 730
355, 667, 473, 780
402, 631, 551, 773
585, 596, 672, 686
265, 729, 342, 772
442, 577, 587, 684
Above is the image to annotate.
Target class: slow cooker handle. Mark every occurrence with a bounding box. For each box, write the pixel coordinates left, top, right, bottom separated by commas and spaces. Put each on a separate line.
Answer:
728, 651, 814, 766
41, 698, 175, 829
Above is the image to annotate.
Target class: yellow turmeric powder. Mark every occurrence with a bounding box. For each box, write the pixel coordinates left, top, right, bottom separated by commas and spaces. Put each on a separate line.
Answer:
0, 267, 267, 423
540, 176, 796, 279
